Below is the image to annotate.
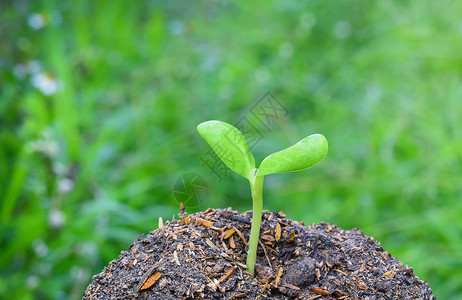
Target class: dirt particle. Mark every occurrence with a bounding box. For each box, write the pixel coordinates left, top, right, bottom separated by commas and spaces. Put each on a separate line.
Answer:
283, 257, 315, 287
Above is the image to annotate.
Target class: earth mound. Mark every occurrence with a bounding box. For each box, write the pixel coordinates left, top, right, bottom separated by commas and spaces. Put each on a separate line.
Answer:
83, 208, 435, 299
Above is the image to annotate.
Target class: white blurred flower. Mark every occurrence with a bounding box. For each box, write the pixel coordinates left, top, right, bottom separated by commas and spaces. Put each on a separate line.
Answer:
12, 60, 43, 79
26, 129, 60, 157
255, 67, 271, 83
48, 209, 65, 229
334, 21, 352, 39
300, 13, 316, 29
279, 42, 294, 58
13, 64, 28, 79
26, 275, 40, 289
27, 139, 59, 157
45, 141, 59, 156
36, 263, 52, 276
28, 13, 46, 30
32, 239, 49, 257
58, 178, 74, 194
31, 72, 60, 95
27, 60, 43, 74
75, 242, 98, 259
53, 162, 68, 175
71, 266, 89, 281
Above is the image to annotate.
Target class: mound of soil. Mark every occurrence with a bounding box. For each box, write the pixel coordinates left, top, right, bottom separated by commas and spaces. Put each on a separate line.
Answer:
83, 208, 435, 299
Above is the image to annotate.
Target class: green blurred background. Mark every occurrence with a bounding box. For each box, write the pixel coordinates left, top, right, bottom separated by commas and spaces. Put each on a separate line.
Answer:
1, 0, 461, 299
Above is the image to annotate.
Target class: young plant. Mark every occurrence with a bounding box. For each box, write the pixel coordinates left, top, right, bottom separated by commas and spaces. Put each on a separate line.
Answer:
197, 120, 328, 275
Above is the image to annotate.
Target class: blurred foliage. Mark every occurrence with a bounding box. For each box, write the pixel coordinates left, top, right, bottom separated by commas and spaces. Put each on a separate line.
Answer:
1, 0, 461, 299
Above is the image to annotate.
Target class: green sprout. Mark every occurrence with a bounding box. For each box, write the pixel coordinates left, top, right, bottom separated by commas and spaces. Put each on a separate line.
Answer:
197, 120, 328, 275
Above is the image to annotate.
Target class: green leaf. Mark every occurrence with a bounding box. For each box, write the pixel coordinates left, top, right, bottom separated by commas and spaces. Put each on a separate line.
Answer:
197, 120, 255, 179
257, 134, 328, 176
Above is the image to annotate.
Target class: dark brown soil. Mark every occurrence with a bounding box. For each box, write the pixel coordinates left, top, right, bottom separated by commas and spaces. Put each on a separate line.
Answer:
83, 208, 435, 299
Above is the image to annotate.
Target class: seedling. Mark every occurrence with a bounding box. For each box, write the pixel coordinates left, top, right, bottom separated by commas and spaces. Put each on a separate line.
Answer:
197, 120, 328, 275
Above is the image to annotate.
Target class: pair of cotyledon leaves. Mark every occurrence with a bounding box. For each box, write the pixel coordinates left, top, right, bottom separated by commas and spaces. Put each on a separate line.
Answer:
197, 120, 328, 180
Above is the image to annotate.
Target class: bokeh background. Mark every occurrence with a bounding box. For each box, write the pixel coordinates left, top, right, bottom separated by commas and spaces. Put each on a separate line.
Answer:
1, 0, 462, 299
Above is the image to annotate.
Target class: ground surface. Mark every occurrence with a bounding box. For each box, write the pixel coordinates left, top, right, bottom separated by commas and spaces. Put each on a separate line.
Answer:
83, 208, 435, 299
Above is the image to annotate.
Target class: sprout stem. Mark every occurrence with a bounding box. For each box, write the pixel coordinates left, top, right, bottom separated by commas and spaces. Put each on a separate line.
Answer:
246, 171, 264, 275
